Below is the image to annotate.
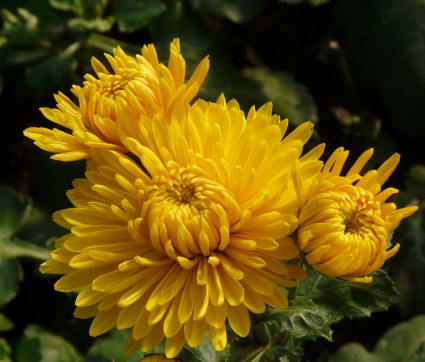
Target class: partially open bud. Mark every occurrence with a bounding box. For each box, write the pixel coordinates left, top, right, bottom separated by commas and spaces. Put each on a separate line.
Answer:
294, 148, 418, 283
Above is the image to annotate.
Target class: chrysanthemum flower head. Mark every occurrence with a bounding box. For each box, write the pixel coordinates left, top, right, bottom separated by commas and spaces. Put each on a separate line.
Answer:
294, 147, 418, 283
40, 95, 324, 358
24, 39, 209, 161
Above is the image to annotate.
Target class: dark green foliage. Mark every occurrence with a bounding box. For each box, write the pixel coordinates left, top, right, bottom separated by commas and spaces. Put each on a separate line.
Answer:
0, 187, 50, 308
113, 0, 165, 33
0, 0, 423, 361
190, 0, 264, 23
85, 329, 145, 361
255, 269, 399, 353
16, 324, 83, 362
327, 315, 425, 362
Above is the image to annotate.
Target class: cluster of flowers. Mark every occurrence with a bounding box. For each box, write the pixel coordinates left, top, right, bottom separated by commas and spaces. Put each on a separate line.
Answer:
24, 39, 417, 358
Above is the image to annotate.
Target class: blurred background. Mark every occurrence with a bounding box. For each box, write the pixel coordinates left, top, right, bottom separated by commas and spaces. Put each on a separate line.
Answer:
1, 0, 424, 361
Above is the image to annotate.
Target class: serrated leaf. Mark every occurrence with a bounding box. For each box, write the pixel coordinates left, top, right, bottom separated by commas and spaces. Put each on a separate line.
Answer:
179, 330, 248, 362
297, 269, 399, 320
16, 324, 83, 362
270, 300, 333, 341
329, 315, 425, 362
264, 336, 304, 361
0, 314, 14, 332
242, 67, 318, 125
113, 0, 165, 33
263, 269, 399, 341
190, 0, 264, 23
182, 332, 222, 362
0, 257, 22, 308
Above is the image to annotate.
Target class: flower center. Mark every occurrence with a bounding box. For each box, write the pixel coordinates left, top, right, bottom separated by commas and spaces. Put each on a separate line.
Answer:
337, 186, 382, 236
96, 75, 130, 98
142, 163, 241, 259
343, 212, 363, 234
91, 69, 141, 99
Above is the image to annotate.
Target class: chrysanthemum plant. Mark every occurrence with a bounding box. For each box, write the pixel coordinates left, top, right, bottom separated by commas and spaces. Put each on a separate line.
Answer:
24, 39, 418, 361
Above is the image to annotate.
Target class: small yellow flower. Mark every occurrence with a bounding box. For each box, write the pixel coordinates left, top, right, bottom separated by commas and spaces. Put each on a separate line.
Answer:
40, 96, 323, 358
294, 147, 418, 283
24, 39, 209, 161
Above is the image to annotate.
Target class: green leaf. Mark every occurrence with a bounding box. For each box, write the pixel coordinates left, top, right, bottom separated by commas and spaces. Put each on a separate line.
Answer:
16, 324, 83, 362
0, 186, 50, 307
48, 0, 82, 15
263, 269, 399, 341
0, 314, 14, 332
183, 333, 223, 362
0, 257, 22, 308
179, 330, 256, 362
328, 343, 381, 362
329, 315, 425, 362
0, 186, 31, 240
268, 300, 334, 341
79, 0, 108, 20
0, 338, 12, 362
67, 16, 114, 32
297, 269, 399, 320
25, 42, 79, 92
242, 67, 318, 125
51, 0, 113, 31
190, 0, 264, 23
113, 0, 166, 33
334, 0, 425, 141
0, 8, 44, 50
85, 328, 144, 362
85, 33, 141, 55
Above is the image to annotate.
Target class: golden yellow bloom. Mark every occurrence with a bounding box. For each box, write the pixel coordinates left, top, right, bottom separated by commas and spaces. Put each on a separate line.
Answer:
24, 39, 209, 161
40, 96, 323, 358
294, 147, 418, 283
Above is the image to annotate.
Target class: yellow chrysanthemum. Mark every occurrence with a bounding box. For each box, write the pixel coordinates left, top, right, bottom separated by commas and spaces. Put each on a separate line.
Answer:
40, 96, 324, 358
294, 147, 418, 283
24, 39, 209, 161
